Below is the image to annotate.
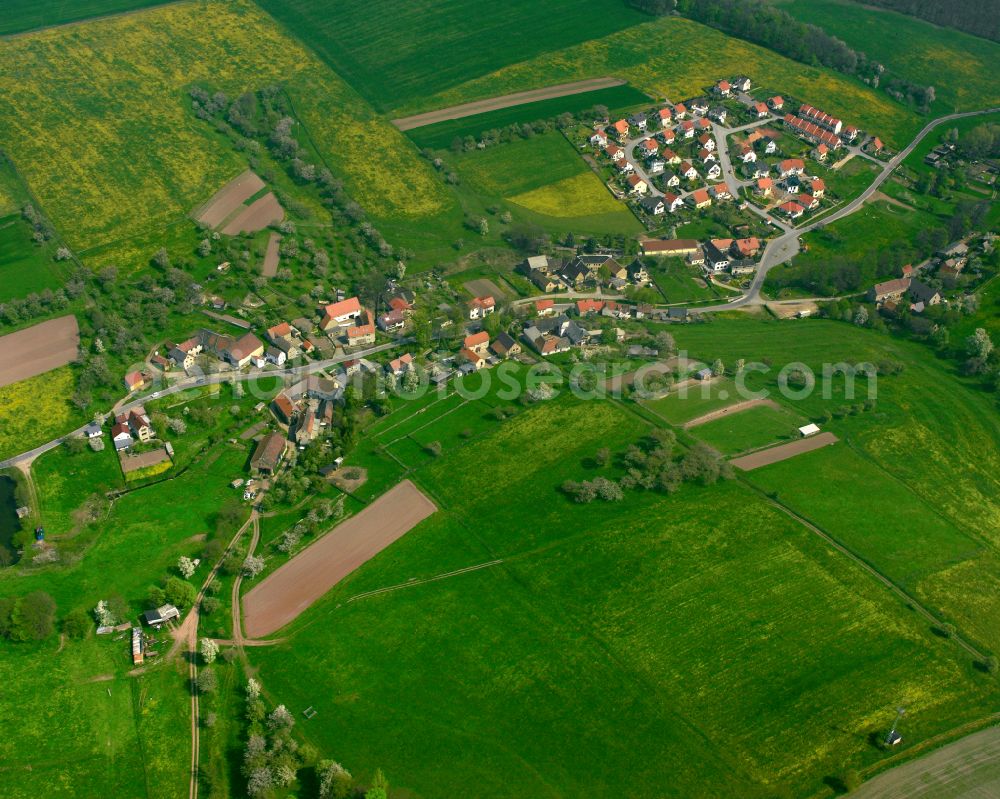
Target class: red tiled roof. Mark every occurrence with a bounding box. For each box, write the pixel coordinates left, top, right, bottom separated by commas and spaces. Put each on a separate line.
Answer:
347, 323, 375, 338
267, 322, 292, 338
464, 331, 489, 348
324, 296, 361, 319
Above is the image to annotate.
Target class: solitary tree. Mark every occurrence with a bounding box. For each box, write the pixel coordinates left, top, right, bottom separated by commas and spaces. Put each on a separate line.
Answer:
200, 637, 219, 665
242, 555, 265, 578
196, 668, 218, 694
177, 556, 196, 579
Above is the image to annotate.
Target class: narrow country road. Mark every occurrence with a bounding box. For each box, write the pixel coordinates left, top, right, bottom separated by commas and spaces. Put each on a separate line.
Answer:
182, 510, 258, 799
0, 339, 409, 471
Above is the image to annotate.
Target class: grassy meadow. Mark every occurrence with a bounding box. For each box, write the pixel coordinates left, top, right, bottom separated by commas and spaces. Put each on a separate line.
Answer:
247, 393, 995, 798
33, 441, 124, 536
0, 367, 81, 462
395, 15, 921, 147
255, 0, 650, 112
0, 441, 254, 798
691, 402, 806, 454
0, 155, 68, 301
0, 0, 450, 264
0, 637, 190, 799
670, 316, 1000, 651
773, 0, 1000, 114
450, 132, 642, 236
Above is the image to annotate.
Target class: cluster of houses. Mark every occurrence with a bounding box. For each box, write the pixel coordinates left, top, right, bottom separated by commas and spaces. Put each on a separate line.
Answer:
868, 276, 942, 314
640, 236, 762, 277
110, 406, 155, 452
163, 328, 267, 370
519, 252, 650, 293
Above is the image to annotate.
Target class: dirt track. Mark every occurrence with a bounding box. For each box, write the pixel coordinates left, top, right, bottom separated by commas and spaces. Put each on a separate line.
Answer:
683, 398, 779, 429
730, 432, 838, 470
221, 192, 283, 235
194, 170, 264, 228
853, 725, 1000, 798
261, 232, 281, 277
0, 315, 79, 388
242, 480, 437, 637
392, 77, 626, 130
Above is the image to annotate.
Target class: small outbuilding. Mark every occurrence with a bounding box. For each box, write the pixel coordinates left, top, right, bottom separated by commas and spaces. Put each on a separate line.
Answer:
798, 423, 820, 437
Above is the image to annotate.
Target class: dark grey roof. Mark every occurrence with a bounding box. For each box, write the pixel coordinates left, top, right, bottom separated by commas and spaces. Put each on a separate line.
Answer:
908, 280, 940, 303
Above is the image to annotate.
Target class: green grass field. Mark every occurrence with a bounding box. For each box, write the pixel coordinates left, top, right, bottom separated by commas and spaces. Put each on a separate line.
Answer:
0, 0, 450, 261
254, 0, 650, 112
765, 200, 939, 292
404, 85, 650, 150
450, 132, 641, 236
643, 377, 741, 424
0, 442, 253, 798
0, 367, 81, 462
247, 394, 995, 798
33, 442, 124, 537
397, 15, 921, 147
649, 258, 725, 303
670, 316, 1000, 651
692, 402, 806, 454
0, 214, 66, 301
0, 0, 169, 35
773, 0, 1000, 114
0, 637, 190, 799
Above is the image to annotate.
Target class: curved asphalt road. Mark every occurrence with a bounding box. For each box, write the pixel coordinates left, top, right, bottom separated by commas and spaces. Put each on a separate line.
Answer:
692, 107, 1000, 313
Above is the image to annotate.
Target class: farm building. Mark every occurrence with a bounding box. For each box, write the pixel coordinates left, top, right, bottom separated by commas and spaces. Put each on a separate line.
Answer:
141, 604, 180, 627
251, 432, 287, 475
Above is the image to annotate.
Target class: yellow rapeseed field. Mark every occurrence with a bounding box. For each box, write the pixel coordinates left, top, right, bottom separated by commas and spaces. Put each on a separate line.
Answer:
0, 0, 449, 261
399, 16, 920, 147
0, 367, 77, 461
507, 172, 627, 218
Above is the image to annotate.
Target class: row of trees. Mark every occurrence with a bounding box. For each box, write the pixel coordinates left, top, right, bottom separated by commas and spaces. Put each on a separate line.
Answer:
562, 429, 733, 503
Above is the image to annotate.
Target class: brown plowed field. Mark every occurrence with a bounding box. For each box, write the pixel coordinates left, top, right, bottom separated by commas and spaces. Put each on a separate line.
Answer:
221, 192, 283, 235
683, 398, 780, 429
194, 170, 264, 228
261, 232, 281, 277
242, 480, 437, 637
730, 432, 838, 471
392, 77, 625, 130
0, 315, 79, 388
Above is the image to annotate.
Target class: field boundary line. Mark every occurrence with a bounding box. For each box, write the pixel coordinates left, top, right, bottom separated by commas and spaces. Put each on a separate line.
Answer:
345, 559, 504, 603
843, 437, 999, 555
392, 77, 628, 130
741, 481, 987, 662
386, 398, 471, 445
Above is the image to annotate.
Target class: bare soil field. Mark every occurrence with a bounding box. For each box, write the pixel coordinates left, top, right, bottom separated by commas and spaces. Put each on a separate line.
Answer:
221, 192, 284, 235
261, 231, 281, 277
683, 398, 780, 429
730, 432, 838, 471
853, 725, 1000, 799
0, 315, 79, 388
119, 447, 171, 474
194, 170, 265, 228
242, 480, 437, 637
463, 278, 506, 299
392, 77, 625, 130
